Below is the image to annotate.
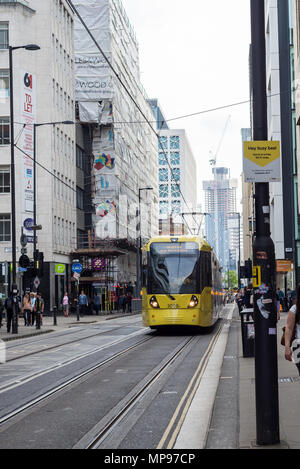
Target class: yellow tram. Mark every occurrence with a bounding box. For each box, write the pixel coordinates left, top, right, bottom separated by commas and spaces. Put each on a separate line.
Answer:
141, 236, 223, 329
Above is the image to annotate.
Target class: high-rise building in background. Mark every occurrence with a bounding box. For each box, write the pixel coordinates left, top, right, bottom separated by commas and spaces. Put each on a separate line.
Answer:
73, 0, 158, 296
203, 167, 238, 272
0, 0, 76, 309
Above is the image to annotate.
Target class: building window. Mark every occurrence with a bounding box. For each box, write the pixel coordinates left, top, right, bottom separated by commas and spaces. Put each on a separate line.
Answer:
0, 117, 9, 144
0, 214, 10, 242
171, 184, 180, 198
158, 152, 167, 166
0, 168, 9, 193
158, 136, 168, 150
170, 152, 180, 165
159, 184, 168, 198
0, 70, 9, 102
171, 168, 180, 182
76, 187, 84, 210
159, 168, 168, 182
170, 136, 180, 149
0, 23, 8, 50
159, 201, 168, 215
76, 145, 84, 170
171, 200, 181, 215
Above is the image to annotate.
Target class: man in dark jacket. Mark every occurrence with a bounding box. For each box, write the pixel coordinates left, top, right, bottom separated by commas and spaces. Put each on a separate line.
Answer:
5, 295, 13, 333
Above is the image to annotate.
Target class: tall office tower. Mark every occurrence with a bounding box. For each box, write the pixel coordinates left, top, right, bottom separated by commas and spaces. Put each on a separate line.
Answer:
0, 0, 76, 309
73, 0, 158, 294
203, 167, 237, 271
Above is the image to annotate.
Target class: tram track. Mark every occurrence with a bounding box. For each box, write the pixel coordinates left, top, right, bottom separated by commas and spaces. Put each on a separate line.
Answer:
5, 321, 143, 363
0, 333, 153, 426
74, 321, 224, 449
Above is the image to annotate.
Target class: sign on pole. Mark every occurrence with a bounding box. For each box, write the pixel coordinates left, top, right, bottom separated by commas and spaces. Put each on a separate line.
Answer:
243, 141, 281, 182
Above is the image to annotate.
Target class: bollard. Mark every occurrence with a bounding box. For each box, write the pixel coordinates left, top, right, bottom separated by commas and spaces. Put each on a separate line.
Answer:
77, 303, 80, 321
53, 306, 57, 326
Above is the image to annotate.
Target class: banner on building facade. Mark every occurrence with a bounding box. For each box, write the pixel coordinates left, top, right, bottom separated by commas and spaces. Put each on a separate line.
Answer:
243, 141, 281, 183
19, 70, 36, 215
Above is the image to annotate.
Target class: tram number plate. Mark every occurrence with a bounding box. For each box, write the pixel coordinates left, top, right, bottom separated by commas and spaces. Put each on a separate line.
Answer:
168, 304, 179, 309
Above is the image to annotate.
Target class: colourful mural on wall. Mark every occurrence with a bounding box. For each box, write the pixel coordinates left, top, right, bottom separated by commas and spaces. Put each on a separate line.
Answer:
96, 200, 116, 218
94, 152, 115, 171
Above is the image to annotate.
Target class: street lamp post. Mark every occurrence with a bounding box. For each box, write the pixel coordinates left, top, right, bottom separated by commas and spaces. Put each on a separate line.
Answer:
137, 188, 153, 296
250, 0, 279, 445
9, 43, 40, 334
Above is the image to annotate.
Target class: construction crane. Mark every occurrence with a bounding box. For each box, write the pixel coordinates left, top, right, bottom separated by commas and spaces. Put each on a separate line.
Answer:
209, 115, 231, 167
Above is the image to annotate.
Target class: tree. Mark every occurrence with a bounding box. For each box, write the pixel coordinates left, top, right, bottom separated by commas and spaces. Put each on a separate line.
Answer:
223, 270, 238, 289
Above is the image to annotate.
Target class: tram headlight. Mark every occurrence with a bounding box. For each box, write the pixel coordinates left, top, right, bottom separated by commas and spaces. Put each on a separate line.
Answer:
188, 295, 198, 308
150, 296, 160, 309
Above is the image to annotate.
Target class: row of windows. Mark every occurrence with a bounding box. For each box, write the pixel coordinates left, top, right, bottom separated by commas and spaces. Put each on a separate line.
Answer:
0, 70, 9, 102
0, 23, 8, 50
52, 80, 74, 117
53, 215, 75, 248
159, 184, 181, 198
52, 125, 75, 162
0, 214, 10, 242
0, 168, 9, 193
53, 170, 75, 205
159, 200, 181, 215
159, 168, 180, 182
159, 136, 180, 150
158, 152, 180, 166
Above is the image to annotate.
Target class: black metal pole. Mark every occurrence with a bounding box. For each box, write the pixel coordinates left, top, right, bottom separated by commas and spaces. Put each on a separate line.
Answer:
9, 46, 18, 334
250, 0, 280, 445
33, 124, 37, 260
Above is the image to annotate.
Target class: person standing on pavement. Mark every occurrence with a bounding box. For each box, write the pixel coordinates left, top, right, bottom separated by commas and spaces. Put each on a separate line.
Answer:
62, 292, 70, 317
79, 290, 88, 316
0, 297, 3, 328
94, 293, 101, 315
22, 293, 32, 326
4, 294, 13, 333
30, 292, 36, 326
34, 292, 44, 329
284, 283, 300, 375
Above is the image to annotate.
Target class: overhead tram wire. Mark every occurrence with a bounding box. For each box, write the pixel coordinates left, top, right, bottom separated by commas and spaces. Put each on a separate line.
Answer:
67, 0, 196, 235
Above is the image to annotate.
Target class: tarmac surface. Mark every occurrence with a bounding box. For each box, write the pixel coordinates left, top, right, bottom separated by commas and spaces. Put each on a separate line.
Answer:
0, 305, 299, 449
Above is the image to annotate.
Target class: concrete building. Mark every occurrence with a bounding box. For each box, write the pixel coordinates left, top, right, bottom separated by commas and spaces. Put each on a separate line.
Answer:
203, 167, 238, 272
0, 0, 76, 309
241, 128, 253, 264
263, 0, 297, 287
72, 0, 158, 296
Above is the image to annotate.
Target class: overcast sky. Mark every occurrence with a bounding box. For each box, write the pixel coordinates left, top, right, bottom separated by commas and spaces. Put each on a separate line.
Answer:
122, 0, 251, 210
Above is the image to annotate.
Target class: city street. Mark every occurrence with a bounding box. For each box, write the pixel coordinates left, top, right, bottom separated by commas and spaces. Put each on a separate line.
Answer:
0, 309, 231, 449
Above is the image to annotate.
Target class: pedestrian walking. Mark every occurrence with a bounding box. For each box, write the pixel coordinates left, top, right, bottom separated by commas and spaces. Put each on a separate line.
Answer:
62, 292, 70, 317
4, 294, 13, 333
284, 283, 300, 375
22, 293, 32, 326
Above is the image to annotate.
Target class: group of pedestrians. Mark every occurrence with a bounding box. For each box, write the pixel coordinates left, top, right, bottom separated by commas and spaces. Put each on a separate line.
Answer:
0, 290, 44, 333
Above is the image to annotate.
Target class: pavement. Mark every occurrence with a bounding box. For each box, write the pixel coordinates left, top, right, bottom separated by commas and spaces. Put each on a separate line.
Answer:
1, 304, 299, 449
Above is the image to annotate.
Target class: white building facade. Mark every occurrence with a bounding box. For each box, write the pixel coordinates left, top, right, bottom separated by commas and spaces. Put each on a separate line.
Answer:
73, 0, 158, 292
0, 0, 76, 309
157, 129, 197, 235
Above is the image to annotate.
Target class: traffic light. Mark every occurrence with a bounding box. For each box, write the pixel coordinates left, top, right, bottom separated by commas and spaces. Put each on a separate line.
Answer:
245, 259, 252, 279
239, 265, 246, 279
34, 250, 44, 277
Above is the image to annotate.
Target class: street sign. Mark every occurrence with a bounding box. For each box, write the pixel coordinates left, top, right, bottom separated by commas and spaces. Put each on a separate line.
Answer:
252, 265, 262, 288
18, 267, 27, 273
20, 233, 28, 247
55, 264, 65, 275
34, 276, 40, 289
72, 263, 83, 274
243, 141, 281, 182
24, 218, 34, 231
73, 272, 80, 279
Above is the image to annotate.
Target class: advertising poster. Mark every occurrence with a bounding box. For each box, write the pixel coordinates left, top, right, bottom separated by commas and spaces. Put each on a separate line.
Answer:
20, 70, 36, 215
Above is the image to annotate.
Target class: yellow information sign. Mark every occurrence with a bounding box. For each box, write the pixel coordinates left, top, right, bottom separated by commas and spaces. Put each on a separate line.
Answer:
243, 141, 281, 183
252, 265, 261, 288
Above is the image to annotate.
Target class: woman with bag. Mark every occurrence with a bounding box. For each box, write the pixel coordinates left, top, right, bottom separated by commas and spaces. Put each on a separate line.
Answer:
284, 283, 300, 375
62, 292, 70, 317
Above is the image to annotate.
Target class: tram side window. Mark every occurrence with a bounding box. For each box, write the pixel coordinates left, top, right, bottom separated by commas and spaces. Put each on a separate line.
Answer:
200, 251, 212, 291
142, 251, 147, 288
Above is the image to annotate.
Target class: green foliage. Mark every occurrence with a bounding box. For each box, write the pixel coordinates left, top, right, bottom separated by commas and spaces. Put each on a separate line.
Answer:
223, 270, 238, 289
